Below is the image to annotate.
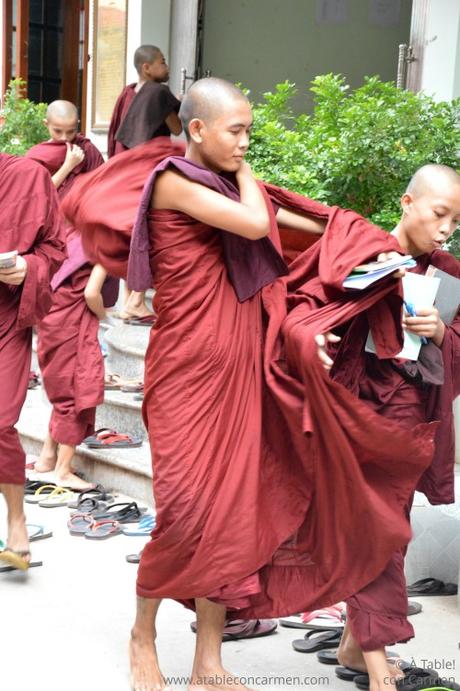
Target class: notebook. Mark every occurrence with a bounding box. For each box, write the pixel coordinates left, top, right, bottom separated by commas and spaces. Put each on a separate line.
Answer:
365, 272, 440, 361
426, 265, 460, 325
343, 255, 416, 290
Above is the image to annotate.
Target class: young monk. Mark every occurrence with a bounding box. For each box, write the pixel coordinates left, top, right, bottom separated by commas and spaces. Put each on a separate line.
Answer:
63, 79, 435, 691
333, 164, 460, 691
26, 100, 112, 491
108, 44, 182, 323
0, 154, 65, 570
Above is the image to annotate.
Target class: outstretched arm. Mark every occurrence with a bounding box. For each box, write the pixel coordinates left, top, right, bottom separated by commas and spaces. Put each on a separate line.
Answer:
276, 206, 327, 235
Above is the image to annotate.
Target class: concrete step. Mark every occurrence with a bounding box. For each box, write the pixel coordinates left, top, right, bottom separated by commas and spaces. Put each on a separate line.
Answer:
104, 322, 150, 380
18, 387, 154, 506
96, 388, 145, 439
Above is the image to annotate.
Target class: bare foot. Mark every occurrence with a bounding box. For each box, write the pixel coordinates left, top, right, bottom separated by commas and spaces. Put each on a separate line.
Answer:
129, 631, 169, 691
190, 666, 254, 691
54, 471, 95, 492
337, 641, 367, 673
6, 513, 30, 559
120, 306, 154, 320
33, 449, 58, 473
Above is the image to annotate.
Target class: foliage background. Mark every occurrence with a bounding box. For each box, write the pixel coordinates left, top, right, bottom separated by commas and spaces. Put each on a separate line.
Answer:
0, 79, 48, 155
245, 75, 460, 253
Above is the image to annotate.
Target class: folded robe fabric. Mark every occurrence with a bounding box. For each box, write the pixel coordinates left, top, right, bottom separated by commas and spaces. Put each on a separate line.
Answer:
62, 148, 436, 617
0, 154, 65, 484
27, 137, 107, 445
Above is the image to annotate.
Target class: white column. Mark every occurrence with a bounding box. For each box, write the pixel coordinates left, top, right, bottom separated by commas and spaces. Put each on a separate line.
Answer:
420, 0, 460, 100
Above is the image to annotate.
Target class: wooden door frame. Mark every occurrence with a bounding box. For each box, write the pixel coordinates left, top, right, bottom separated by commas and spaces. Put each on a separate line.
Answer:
2, 0, 12, 96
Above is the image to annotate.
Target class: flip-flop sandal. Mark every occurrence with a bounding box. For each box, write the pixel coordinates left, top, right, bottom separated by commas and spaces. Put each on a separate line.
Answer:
353, 660, 418, 690
123, 315, 157, 326
27, 524, 53, 542
281, 606, 345, 630
38, 487, 75, 508
407, 578, 458, 597
408, 600, 423, 616
336, 666, 364, 681
24, 479, 57, 495
24, 484, 59, 504
84, 519, 121, 540
120, 383, 144, 393
0, 559, 43, 573
84, 430, 143, 449
67, 485, 113, 513
0, 548, 32, 571
122, 514, 156, 536
126, 551, 142, 564
189, 618, 277, 641
82, 428, 116, 443
68, 513, 95, 536
293, 629, 342, 653
92, 501, 147, 524
354, 667, 450, 691
317, 649, 340, 664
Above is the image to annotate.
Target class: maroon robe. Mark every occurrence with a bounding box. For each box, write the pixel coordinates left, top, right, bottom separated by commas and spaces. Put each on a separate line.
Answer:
331, 249, 460, 649
0, 154, 65, 484
107, 84, 136, 158
26, 137, 106, 446
62, 150, 436, 618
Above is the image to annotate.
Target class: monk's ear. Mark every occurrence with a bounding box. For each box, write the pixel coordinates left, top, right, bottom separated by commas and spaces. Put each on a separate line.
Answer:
401, 192, 413, 215
43, 118, 49, 127
188, 118, 205, 144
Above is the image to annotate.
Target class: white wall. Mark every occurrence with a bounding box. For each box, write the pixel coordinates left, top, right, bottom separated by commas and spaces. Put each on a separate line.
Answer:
420, 0, 460, 101
202, 0, 413, 112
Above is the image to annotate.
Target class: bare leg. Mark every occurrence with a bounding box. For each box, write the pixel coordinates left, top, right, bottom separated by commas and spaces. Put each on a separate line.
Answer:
34, 432, 58, 472
54, 444, 95, 491
190, 599, 252, 690
130, 597, 168, 691
0, 483, 29, 559
121, 290, 153, 319
337, 623, 367, 672
338, 625, 405, 690
363, 649, 404, 691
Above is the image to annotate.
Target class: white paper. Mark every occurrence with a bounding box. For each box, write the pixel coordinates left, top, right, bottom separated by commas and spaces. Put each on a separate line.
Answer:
343, 255, 416, 290
316, 0, 348, 24
365, 272, 440, 361
369, 0, 401, 27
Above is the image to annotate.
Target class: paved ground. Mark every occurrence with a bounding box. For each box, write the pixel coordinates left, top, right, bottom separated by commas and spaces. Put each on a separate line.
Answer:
0, 493, 459, 691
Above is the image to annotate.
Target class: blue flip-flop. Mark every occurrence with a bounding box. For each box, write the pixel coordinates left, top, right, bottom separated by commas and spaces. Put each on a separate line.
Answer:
27, 524, 53, 542
122, 514, 156, 536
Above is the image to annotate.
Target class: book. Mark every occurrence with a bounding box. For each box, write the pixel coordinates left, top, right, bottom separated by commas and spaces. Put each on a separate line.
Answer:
425, 265, 460, 325
365, 272, 440, 361
343, 255, 416, 290
0, 251, 18, 269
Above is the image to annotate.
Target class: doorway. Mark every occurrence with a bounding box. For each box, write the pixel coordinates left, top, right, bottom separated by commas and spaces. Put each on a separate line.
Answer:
2, 0, 89, 129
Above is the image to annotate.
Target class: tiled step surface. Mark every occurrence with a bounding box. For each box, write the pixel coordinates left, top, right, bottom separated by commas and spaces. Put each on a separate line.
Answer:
18, 386, 153, 506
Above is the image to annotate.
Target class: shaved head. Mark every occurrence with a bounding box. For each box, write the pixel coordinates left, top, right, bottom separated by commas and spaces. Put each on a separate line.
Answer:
179, 78, 249, 140
134, 44, 161, 73
46, 100, 78, 123
406, 164, 460, 198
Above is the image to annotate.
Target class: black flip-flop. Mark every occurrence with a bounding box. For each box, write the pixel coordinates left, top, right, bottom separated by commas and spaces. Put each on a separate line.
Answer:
407, 578, 457, 597
91, 501, 146, 524
336, 666, 363, 682
353, 665, 440, 691
190, 618, 277, 642
317, 649, 340, 664
293, 630, 341, 653
24, 480, 56, 495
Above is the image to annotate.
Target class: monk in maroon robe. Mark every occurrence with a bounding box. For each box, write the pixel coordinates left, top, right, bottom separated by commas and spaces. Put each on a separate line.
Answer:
63, 79, 436, 691
26, 100, 109, 491
107, 44, 182, 323
329, 164, 460, 691
0, 154, 65, 570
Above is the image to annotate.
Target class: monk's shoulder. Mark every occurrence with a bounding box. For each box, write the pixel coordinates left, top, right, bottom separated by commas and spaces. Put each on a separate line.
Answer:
431, 249, 460, 278
152, 168, 190, 208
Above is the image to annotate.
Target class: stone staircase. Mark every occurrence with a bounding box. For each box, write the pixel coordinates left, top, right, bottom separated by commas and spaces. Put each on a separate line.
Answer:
20, 309, 155, 505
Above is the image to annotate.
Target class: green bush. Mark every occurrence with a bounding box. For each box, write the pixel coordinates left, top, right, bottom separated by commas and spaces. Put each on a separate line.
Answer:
246, 75, 460, 252
0, 79, 48, 155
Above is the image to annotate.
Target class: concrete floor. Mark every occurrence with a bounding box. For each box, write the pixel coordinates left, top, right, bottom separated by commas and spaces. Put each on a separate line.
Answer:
0, 496, 459, 691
